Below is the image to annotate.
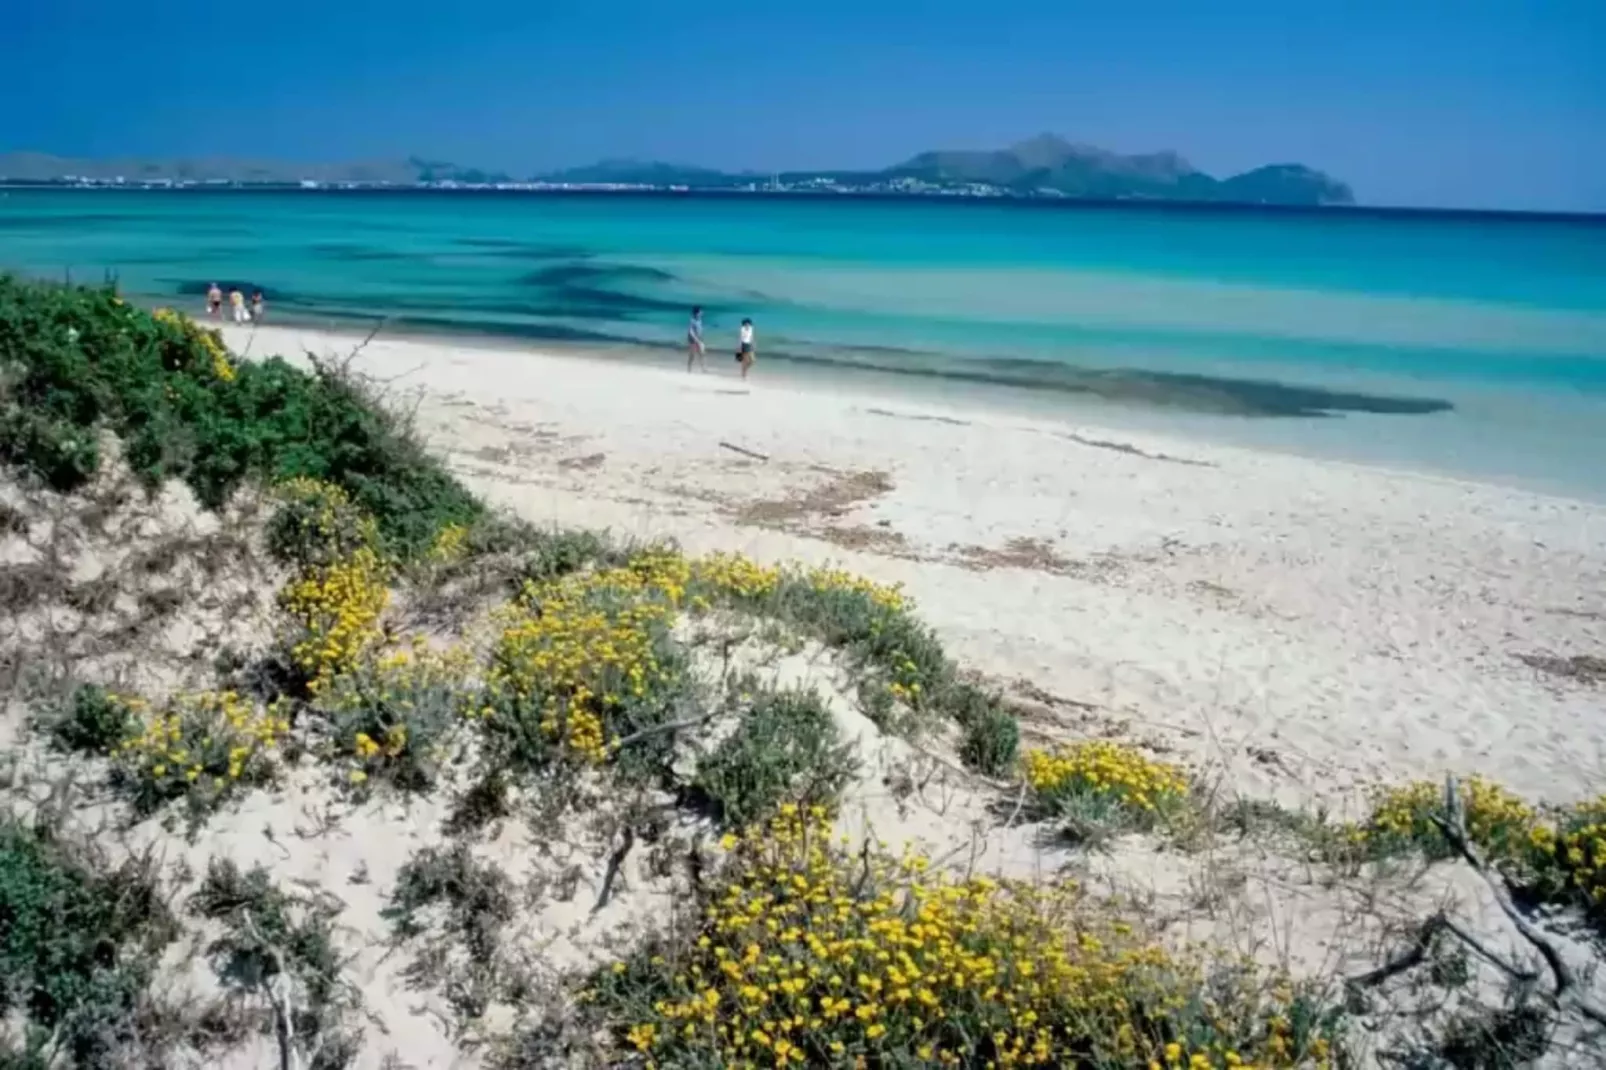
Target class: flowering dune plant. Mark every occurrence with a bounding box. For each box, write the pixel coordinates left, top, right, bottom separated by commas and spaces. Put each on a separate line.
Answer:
1023, 741, 1193, 836
152, 306, 234, 382
107, 690, 291, 814
1340, 775, 1540, 862
315, 639, 478, 791
485, 551, 693, 768
586, 806, 1341, 1069
277, 546, 391, 692
1527, 794, 1606, 921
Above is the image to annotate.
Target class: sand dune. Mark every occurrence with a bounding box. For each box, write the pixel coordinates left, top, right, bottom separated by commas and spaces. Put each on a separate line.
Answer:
226, 324, 1606, 812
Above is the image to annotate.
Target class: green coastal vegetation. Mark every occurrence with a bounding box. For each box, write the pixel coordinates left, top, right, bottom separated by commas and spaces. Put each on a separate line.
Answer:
0, 274, 1601, 1067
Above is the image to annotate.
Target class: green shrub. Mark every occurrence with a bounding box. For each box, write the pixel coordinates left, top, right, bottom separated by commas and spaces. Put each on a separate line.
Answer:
384, 844, 522, 1017
686, 553, 1020, 772
1520, 794, 1606, 925
314, 644, 475, 793
1336, 776, 1540, 864
1024, 741, 1194, 842
693, 680, 858, 826
955, 697, 1019, 776
0, 275, 480, 561
0, 816, 175, 1065
188, 859, 356, 1062
44, 684, 136, 755
264, 477, 379, 567
511, 527, 621, 584
0, 408, 100, 491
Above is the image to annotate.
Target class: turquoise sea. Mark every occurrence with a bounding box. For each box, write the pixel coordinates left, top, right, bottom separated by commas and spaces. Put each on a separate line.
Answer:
3, 189, 1605, 497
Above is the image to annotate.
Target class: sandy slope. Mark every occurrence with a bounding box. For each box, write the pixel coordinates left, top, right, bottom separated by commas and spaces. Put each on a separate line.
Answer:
225, 325, 1606, 811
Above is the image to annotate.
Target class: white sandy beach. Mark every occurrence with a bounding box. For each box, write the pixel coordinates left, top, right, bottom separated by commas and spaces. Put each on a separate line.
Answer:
222, 324, 1606, 811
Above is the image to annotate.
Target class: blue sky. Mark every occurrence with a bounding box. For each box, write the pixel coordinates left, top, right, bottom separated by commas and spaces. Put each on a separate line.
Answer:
3, 0, 1602, 211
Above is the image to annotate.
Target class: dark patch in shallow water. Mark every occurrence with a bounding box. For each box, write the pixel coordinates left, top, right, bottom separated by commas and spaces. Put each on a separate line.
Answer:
115, 252, 210, 267
525, 288, 689, 320
384, 314, 646, 347
513, 261, 693, 321
0, 212, 139, 229
771, 349, 1454, 418
452, 238, 596, 260
518, 262, 675, 287
310, 242, 425, 262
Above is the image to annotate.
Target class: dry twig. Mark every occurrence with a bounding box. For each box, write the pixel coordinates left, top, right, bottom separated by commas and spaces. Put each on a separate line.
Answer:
718, 441, 770, 462
594, 825, 637, 914
609, 712, 719, 752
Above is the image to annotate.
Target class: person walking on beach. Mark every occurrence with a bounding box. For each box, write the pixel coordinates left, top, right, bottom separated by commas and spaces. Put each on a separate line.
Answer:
737, 317, 756, 380
206, 282, 222, 319
250, 290, 265, 323
686, 305, 706, 372
228, 288, 247, 324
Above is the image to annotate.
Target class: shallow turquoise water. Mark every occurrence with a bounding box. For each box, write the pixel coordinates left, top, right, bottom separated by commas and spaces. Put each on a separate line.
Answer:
3, 189, 1605, 496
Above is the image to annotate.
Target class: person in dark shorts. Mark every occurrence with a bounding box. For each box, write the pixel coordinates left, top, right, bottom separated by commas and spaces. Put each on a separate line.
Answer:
206, 282, 222, 318
250, 291, 265, 322
686, 305, 705, 372
737, 318, 755, 380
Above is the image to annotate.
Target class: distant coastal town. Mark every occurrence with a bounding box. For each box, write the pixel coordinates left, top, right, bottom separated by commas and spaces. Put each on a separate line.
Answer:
1, 173, 1025, 199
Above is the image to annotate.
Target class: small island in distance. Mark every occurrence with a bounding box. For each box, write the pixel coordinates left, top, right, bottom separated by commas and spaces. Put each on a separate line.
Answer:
0, 134, 1355, 206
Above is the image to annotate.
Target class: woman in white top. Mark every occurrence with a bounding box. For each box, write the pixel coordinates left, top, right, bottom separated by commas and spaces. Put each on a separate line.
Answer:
737, 318, 755, 380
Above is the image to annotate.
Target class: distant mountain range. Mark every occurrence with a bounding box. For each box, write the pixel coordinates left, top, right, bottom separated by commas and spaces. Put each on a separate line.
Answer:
884, 135, 1353, 205
0, 136, 1355, 206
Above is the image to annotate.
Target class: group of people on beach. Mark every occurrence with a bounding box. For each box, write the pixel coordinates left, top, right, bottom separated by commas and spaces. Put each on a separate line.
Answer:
205, 283, 265, 324
685, 306, 756, 380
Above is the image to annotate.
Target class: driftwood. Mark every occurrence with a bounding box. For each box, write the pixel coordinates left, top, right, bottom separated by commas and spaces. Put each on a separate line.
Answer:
1347, 776, 1606, 1032
242, 911, 300, 1070
1431, 777, 1606, 1028
718, 440, 770, 462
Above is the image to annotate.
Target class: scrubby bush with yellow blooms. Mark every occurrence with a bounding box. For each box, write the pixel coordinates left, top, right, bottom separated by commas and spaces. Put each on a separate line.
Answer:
1339, 775, 1539, 863
278, 545, 391, 691
1309, 775, 1606, 928
106, 690, 291, 814
314, 639, 477, 792
266, 477, 382, 567
427, 521, 469, 565
485, 553, 690, 768
152, 306, 235, 382
688, 552, 980, 741
1527, 794, 1606, 922
690, 551, 784, 606
480, 544, 987, 776
1023, 741, 1193, 833
584, 805, 1341, 1069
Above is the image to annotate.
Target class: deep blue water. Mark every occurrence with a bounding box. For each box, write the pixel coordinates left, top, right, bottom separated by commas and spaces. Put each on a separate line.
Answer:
3, 189, 1605, 496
